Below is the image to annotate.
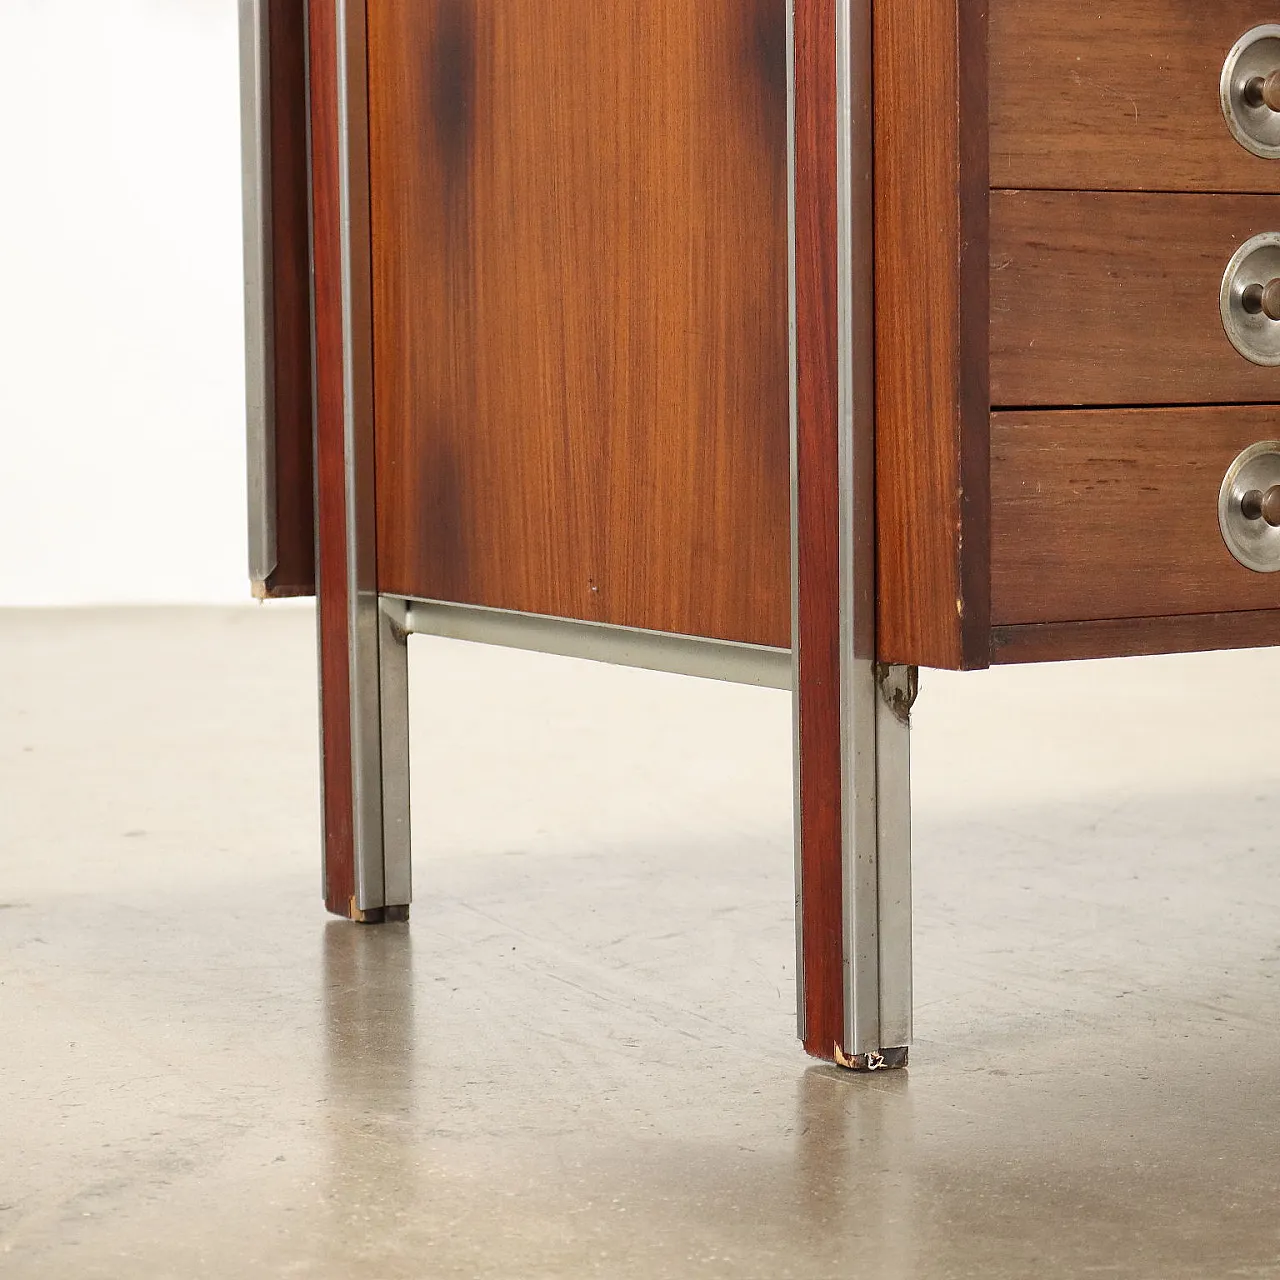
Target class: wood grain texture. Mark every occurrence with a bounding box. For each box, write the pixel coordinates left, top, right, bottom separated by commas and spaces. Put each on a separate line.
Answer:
308, 0, 356, 919
991, 1, 1280, 194
367, 0, 790, 646
991, 407, 1280, 626
874, 0, 989, 670
261, 0, 316, 598
991, 192, 1280, 408
993, 610, 1280, 664
793, 0, 844, 1062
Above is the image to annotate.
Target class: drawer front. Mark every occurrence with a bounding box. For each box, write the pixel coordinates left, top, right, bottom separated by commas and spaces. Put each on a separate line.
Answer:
991, 2, 1280, 192
991, 191, 1280, 408
991, 407, 1280, 626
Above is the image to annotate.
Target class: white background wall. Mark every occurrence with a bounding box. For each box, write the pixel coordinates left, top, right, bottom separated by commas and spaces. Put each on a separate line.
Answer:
0, 0, 250, 606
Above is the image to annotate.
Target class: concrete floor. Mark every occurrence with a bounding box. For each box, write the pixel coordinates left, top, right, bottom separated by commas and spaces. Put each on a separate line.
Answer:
2, 606, 1280, 1278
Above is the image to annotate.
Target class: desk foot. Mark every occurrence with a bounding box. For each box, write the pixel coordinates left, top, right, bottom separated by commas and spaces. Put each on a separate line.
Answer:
317, 592, 413, 923
833, 1045, 910, 1073
348, 903, 411, 925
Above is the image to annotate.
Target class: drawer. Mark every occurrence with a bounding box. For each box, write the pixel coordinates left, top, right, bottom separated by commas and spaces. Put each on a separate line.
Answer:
991, 3, 1280, 192
991, 191, 1280, 408
991, 407, 1280, 626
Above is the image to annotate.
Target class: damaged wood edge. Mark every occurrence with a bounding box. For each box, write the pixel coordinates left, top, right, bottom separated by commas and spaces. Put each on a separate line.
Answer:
252, 581, 316, 601
833, 1043, 910, 1072
875, 663, 919, 727
348, 897, 410, 924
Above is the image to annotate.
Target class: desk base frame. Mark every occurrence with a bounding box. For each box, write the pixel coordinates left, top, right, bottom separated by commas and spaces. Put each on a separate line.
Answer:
302, 0, 911, 1067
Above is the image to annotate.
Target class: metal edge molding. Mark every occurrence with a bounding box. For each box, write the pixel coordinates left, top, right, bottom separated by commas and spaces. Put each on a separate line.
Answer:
875, 664, 914, 1050
401, 598, 794, 691
836, 0, 884, 1057
239, 0, 277, 590
335, 0, 391, 912
377, 597, 413, 907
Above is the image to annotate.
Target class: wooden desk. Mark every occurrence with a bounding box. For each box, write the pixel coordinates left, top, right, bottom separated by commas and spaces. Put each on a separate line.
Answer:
240, 0, 1280, 1068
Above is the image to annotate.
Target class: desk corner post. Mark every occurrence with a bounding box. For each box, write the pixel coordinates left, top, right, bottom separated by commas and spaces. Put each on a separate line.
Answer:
791, 0, 912, 1068
309, 0, 411, 924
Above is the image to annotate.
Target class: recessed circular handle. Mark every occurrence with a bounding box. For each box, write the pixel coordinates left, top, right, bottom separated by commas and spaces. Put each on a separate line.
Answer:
1222, 26, 1280, 158
1221, 233, 1280, 365
1220, 443, 1280, 573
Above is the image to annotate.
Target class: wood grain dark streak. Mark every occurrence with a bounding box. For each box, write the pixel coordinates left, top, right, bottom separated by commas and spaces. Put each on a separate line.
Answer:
308, 0, 357, 919
748, 0, 788, 172
793, 0, 844, 1062
415, 429, 470, 604
368, 1, 790, 646
874, 0, 990, 671
261, 0, 315, 598
993, 611, 1280, 665
429, 1, 475, 193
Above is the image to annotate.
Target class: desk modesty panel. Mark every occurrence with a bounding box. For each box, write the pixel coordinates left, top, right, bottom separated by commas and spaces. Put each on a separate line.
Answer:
368, 2, 792, 649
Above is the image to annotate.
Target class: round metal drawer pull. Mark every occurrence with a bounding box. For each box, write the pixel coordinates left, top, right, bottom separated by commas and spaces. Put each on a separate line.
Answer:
1222, 26, 1280, 158
1244, 70, 1280, 111
1220, 442, 1280, 573
1240, 485, 1280, 525
1241, 277, 1280, 320
1221, 234, 1280, 366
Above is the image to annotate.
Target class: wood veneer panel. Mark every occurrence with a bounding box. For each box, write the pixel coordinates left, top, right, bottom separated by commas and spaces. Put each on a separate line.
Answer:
308, 0, 356, 917
991, 1, 1280, 195
793, 0, 844, 1062
991, 192, 1280, 408
874, 0, 989, 670
260, 0, 316, 598
993, 611, 1280, 665
991, 407, 1280, 627
368, 1, 790, 647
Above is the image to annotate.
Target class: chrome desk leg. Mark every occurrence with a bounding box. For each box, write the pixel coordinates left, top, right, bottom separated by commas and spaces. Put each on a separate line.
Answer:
793, 657, 915, 1073
346, 594, 412, 918
310, 0, 409, 923
315, 589, 412, 925
375, 597, 412, 913
834, 659, 914, 1070
791, 0, 913, 1068
871, 665, 915, 1061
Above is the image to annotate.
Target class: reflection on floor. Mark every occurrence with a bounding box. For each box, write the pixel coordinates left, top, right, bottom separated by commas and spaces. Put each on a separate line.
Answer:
3, 606, 1279, 1278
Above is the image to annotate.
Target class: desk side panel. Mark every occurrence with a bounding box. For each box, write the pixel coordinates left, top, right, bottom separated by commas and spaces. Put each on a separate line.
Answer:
367, 0, 791, 647
247, 0, 316, 599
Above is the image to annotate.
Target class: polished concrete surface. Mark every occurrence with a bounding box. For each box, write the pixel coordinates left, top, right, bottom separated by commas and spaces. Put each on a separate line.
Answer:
3, 606, 1280, 1278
